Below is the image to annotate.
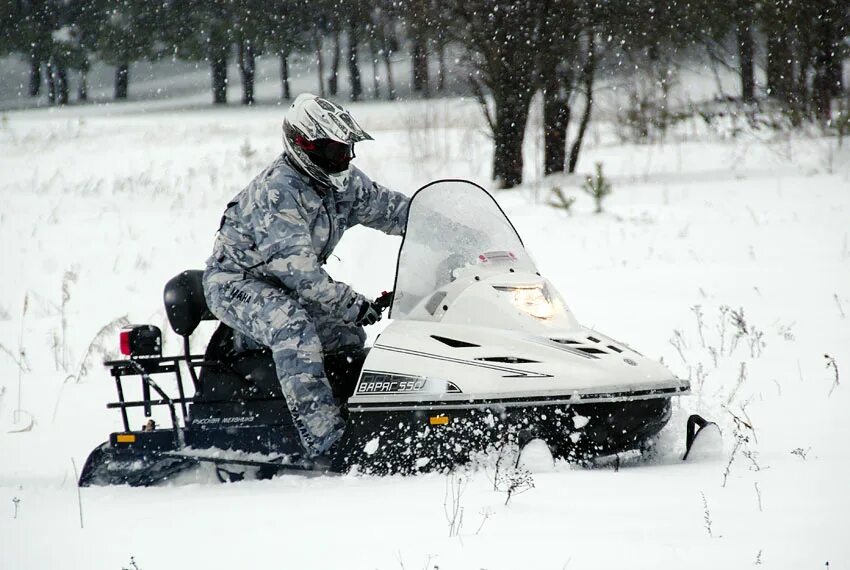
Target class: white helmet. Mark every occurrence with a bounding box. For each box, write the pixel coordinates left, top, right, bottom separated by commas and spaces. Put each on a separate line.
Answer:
282, 93, 373, 191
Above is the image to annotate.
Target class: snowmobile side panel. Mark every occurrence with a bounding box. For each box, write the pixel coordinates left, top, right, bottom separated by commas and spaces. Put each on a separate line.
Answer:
185, 423, 302, 456
338, 398, 672, 474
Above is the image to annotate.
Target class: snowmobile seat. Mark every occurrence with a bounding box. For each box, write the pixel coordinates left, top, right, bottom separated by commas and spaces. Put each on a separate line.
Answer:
163, 270, 216, 337
195, 323, 279, 401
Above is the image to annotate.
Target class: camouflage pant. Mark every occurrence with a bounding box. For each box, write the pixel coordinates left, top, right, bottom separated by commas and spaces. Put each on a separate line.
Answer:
203, 268, 366, 458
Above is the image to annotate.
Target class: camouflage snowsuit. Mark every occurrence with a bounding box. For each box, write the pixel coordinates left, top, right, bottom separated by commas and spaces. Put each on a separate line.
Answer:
203, 154, 409, 457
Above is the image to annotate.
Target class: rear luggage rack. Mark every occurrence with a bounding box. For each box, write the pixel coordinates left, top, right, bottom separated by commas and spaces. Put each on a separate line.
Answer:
105, 354, 216, 435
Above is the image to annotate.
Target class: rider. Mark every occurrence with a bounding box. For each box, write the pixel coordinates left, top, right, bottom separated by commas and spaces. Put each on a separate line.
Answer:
203, 94, 410, 460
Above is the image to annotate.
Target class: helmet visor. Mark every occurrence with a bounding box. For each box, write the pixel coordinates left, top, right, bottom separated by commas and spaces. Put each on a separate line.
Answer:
295, 136, 354, 173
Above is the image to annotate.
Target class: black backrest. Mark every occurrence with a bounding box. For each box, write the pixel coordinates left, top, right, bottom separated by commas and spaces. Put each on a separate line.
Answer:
163, 270, 216, 337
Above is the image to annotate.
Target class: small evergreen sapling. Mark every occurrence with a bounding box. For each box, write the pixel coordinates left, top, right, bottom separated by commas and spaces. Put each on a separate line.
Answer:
582, 162, 613, 214
548, 186, 576, 213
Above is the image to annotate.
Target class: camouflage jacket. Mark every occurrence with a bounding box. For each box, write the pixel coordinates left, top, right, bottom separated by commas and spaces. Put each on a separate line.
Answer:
206, 154, 409, 321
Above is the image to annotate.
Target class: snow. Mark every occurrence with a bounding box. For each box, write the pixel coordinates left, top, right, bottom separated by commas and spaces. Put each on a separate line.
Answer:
572, 413, 589, 429
1, 93, 849, 569
516, 439, 555, 473
364, 437, 381, 455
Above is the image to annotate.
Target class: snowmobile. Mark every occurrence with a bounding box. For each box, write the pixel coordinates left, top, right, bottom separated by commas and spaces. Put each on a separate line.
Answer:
79, 179, 717, 486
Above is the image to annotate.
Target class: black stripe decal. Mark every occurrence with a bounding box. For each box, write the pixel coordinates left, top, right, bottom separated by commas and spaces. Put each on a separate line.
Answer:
539, 339, 597, 359
372, 344, 553, 378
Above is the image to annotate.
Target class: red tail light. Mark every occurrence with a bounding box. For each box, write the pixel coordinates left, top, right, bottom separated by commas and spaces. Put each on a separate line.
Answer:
120, 330, 132, 356
118, 325, 162, 358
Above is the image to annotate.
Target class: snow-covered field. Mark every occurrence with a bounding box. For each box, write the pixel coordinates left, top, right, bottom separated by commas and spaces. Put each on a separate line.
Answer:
1, 94, 849, 569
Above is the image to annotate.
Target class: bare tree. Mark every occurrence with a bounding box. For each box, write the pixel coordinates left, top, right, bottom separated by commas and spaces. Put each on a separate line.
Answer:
763, 2, 795, 102
537, 2, 597, 174
448, 0, 546, 188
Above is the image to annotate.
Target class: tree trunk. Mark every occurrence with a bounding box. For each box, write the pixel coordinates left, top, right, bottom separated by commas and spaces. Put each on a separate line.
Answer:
492, 89, 532, 188
210, 44, 228, 104
796, 45, 813, 111
411, 36, 429, 96
315, 31, 326, 97
28, 56, 41, 97
78, 63, 88, 102
56, 64, 68, 105
115, 62, 129, 100
46, 59, 56, 104
827, 54, 843, 97
812, 72, 832, 120
766, 31, 793, 101
811, 8, 838, 121
369, 38, 380, 99
568, 33, 596, 174
541, 53, 572, 175
568, 92, 593, 174
238, 39, 256, 105
329, 24, 341, 96
737, 11, 755, 103
437, 42, 446, 92
347, 19, 362, 101
543, 92, 571, 175
823, 8, 843, 97
280, 51, 291, 100
383, 35, 396, 100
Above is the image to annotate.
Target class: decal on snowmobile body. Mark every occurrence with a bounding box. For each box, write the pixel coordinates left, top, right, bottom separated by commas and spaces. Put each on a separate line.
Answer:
190, 415, 258, 426
357, 371, 462, 395
372, 344, 554, 379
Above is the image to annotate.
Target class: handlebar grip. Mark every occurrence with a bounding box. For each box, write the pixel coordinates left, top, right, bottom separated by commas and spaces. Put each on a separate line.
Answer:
374, 290, 394, 312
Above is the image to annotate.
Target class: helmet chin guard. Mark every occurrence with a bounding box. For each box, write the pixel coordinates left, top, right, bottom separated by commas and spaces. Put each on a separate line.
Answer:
282, 93, 372, 192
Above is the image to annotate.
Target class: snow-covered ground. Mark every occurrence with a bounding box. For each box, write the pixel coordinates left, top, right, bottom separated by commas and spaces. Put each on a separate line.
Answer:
1, 94, 849, 569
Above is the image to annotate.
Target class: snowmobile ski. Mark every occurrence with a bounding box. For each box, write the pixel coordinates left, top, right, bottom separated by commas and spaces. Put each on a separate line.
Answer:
682, 414, 722, 461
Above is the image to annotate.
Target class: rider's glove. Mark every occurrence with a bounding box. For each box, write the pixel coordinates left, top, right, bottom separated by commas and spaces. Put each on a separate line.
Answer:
373, 290, 394, 312
355, 300, 382, 326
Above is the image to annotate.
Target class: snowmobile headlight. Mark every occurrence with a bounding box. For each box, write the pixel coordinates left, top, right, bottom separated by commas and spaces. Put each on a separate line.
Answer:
494, 285, 556, 320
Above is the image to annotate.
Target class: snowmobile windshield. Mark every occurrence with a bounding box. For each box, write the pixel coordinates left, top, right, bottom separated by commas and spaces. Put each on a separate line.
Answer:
390, 180, 537, 319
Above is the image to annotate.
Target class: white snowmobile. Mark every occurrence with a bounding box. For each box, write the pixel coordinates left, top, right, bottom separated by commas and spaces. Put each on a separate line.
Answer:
79, 179, 716, 486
